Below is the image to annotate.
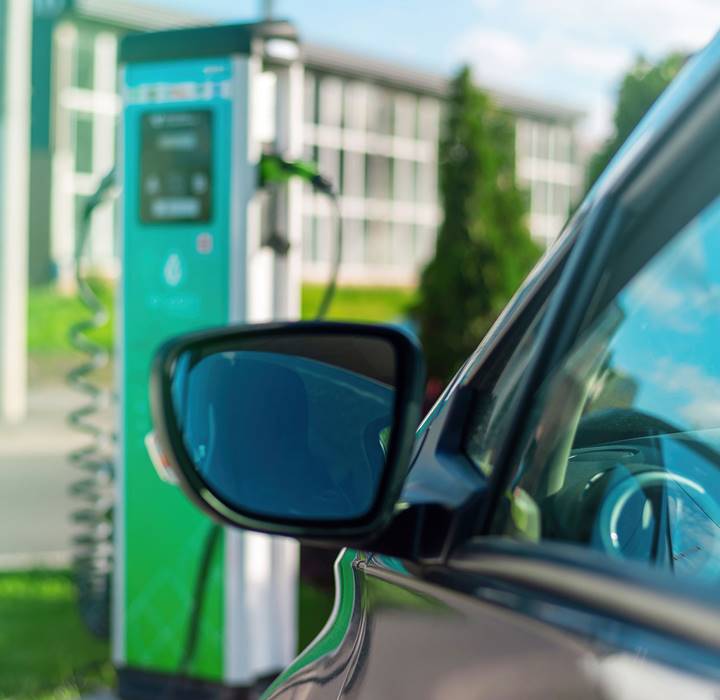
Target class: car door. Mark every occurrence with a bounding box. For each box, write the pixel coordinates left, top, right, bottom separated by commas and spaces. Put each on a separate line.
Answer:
329, 34, 720, 700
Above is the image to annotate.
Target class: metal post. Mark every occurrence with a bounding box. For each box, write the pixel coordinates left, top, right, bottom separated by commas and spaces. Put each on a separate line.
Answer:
261, 0, 274, 20
0, 0, 31, 423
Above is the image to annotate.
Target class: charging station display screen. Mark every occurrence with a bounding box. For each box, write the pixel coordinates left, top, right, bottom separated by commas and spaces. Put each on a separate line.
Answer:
140, 110, 213, 223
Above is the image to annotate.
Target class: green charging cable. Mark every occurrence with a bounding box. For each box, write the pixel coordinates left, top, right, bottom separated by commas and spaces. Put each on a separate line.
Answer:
260, 153, 343, 320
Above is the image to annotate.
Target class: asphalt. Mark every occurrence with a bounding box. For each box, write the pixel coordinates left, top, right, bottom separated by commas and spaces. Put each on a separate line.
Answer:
0, 384, 114, 569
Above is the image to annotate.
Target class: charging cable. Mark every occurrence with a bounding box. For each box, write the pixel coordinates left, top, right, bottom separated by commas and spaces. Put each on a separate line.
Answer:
260, 153, 342, 319
68, 168, 118, 639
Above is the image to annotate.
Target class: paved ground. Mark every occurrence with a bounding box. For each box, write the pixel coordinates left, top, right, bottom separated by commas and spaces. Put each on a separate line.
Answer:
0, 384, 114, 568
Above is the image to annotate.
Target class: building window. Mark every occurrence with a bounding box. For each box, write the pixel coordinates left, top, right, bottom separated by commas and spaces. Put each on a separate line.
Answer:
302, 215, 316, 262
392, 222, 413, 265
343, 151, 365, 197
343, 81, 367, 131
318, 146, 340, 192
367, 85, 394, 135
533, 181, 549, 216
553, 126, 571, 163
342, 218, 364, 264
304, 72, 317, 125
418, 98, 439, 141
533, 122, 550, 161
416, 160, 437, 204
394, 93, 417, 139
366, 220, 392, 264
553, 183, 571, 220
394, 159, 415, 202
73, 112, 94, 174
73, 31, 95, 90
366, 155, 392, 200
318, 76, 342, 127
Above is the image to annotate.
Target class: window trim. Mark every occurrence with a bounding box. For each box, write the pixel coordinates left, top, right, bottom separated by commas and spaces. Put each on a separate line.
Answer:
448, 536, 720, 666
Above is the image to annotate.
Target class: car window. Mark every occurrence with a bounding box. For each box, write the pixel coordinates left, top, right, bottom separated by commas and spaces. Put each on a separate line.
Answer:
492, 193, 720, 585
465, 304, 547, 478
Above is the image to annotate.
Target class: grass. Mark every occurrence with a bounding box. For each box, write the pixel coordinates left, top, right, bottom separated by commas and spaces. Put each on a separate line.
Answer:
0, 568, 335, 700
300, 284, 416, 323
0, 544, 330, 694
28, 280, 115, 356
0, 571, 113, 700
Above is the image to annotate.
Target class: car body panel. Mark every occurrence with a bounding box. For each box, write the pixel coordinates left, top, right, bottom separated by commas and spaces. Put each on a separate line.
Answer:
265, 551, 720, 699
264, 549, 363, 699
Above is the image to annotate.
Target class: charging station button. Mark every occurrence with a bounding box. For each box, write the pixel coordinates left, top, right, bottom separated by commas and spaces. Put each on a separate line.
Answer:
196, 233, 214, 254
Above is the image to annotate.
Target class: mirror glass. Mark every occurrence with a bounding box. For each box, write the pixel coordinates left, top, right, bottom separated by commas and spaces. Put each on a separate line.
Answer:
170, 333, 397, 521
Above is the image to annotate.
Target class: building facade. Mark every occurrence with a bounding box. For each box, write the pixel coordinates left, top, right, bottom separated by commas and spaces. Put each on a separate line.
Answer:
29, 0, 586, 288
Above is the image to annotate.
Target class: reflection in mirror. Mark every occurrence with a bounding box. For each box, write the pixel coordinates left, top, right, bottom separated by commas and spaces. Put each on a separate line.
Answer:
170, 334, 397, 521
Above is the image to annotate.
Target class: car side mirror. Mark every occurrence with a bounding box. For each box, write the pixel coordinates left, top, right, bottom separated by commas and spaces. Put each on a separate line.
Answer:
150, 321, 426, 544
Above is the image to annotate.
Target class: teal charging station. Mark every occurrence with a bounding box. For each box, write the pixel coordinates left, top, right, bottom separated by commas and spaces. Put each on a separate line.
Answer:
115, 22, 304, 699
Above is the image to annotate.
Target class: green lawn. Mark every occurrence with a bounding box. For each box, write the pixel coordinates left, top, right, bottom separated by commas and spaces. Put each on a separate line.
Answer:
0, 571, 113, 700
28, 282, 416, 358
28, 280, 115, 356
0, 569, 334, 700
300, 284, 416, 323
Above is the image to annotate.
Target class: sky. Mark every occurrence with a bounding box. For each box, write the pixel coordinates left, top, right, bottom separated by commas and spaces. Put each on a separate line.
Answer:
141, 0, 720, 144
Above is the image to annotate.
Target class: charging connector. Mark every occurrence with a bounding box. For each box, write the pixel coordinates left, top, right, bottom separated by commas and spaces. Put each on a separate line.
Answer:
260, 153, 342, 319
260, 153, 335, 196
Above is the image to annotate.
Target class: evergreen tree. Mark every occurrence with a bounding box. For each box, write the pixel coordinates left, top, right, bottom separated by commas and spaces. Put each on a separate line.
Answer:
414, 66, 541, 382
587, 53, 686, 190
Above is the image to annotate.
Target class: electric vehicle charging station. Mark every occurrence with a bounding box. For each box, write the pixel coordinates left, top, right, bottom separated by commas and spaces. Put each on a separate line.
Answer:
115, 21, 305, 698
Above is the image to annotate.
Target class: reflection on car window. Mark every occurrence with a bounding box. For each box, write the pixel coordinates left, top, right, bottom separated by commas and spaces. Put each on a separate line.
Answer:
465, 304, 547, 478
493, 195, 720, 583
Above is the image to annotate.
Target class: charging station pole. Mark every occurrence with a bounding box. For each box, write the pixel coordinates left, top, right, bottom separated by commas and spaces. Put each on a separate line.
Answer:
114, 22, 302, 698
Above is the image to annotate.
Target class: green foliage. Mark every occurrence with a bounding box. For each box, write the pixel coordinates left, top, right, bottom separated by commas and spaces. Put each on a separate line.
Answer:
413, 66, 541, 381
0, 570, 113, 699
587, 53, 687, 190
28, 280, 115, 355
301, 284, 416, 322
297, 581, 334, 653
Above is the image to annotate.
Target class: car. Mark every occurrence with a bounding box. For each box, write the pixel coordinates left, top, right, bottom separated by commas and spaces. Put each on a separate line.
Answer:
148, 32, 720, 700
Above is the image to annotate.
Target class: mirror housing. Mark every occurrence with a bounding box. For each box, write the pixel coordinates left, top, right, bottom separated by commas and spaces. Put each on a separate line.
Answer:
150, 321, 426, 546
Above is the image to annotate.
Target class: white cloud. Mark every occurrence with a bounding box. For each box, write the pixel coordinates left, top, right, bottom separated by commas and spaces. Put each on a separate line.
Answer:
460, 0, 720, 142
653, 358, 720, 429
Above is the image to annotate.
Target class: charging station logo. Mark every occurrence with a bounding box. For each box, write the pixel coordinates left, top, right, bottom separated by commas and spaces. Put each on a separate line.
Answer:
163, 253, 184, 287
